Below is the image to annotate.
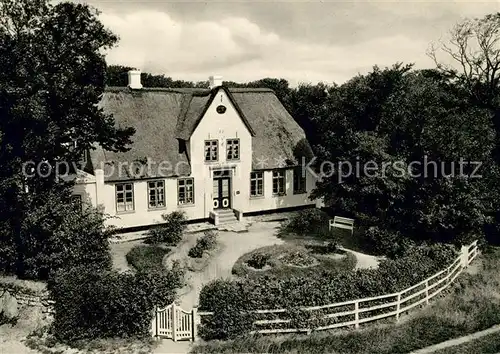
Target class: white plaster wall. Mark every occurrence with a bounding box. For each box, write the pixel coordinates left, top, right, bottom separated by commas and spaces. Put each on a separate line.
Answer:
99, 178, 207, 229
246, 169, 317, 213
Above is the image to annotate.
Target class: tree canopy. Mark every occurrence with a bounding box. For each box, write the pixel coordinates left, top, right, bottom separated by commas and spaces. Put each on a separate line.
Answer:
311, 65, 496, 245
0, 0, 134, 279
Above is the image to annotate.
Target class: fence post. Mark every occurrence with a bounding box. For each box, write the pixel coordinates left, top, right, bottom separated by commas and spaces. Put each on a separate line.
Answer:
171, 303, 177, 342
152, 306, 158, 338
425, 280, 429, 305
461, 245, 469, 268
191, 306, 198, 341
354, 301, 359, 329
396, 293, 401, 322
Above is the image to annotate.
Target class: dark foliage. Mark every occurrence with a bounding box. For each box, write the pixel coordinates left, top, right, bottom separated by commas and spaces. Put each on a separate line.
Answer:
49, 265, 183, 342
188, 230, 218, 258
146, 211, 186, 245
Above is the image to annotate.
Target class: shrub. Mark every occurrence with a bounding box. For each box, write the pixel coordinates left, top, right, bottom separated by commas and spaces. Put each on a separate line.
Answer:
22, 205, 112, 280
125, 245, 169, 272
363, 226, 416, 257
188, 230, 218, 258
0, 191, 113, 280
198, 279, 256, 340
49, 264, 183, 342
283, 209, 330, 236
247, 253, 270, 269
305, 241, 338, 254
147, 211, 186, 245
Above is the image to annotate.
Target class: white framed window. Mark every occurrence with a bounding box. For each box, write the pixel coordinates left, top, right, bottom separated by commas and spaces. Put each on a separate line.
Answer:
272, 170, 286, 196
116, 183, 134, 212
204, 140, 218, 161
226, 139, 240, 160
293, 167, 307, 194
148, 180, 165, 209
178, 178, 194, 205
250, 172, 264, 197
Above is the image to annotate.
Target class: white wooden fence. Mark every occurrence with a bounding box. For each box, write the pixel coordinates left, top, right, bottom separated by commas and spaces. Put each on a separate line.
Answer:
198, 240, 479, 336
152, 302, 197, 341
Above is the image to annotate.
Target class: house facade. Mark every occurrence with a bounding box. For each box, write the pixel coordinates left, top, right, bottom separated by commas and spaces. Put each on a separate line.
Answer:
74, 71, 320, 229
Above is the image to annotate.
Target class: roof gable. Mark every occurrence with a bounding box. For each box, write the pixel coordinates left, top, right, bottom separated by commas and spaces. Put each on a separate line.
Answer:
175, 87, 256, 140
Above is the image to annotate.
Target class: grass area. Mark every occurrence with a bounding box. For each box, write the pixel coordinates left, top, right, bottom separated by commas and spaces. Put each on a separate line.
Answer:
433, 330, 500, 354
193, 246, 500, 354
277, 209, 373, 256
231, 243, 357, 279
25, 329, 157, 354
125, 245, 170, 272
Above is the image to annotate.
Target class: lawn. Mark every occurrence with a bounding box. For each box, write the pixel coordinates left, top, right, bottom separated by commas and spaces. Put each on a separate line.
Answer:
232, 243, 357, 279
433, 330, 500, 354
125, 244, 170, 272
192, 246, 500, 354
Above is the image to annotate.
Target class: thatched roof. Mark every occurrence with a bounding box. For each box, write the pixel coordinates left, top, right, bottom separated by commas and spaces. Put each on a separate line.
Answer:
91, 86, 308, 181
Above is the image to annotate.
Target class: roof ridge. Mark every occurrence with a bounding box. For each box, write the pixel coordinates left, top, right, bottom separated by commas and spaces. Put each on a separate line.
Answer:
104, 86, 276, 94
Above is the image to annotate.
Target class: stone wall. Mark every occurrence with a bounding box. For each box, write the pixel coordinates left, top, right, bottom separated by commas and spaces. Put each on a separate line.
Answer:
0, 275, 54, 322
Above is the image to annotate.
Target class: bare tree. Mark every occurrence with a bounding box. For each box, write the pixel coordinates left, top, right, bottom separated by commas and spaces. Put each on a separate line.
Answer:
428, 13, 500, 109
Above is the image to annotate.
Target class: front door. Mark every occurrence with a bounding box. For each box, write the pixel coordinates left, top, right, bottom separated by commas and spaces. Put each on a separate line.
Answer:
213, 171, 231, 209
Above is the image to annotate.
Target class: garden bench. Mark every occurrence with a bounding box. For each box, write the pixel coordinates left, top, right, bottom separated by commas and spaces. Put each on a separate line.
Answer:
329, 216, 354, 236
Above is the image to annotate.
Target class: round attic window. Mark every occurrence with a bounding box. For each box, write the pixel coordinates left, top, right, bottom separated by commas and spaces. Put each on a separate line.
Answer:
216, 105, 227, 114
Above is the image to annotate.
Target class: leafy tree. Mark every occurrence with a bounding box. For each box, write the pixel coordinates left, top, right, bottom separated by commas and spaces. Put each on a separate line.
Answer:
429, 13, 500, 243
312, 65, 495, 246
0, 0, 134, 279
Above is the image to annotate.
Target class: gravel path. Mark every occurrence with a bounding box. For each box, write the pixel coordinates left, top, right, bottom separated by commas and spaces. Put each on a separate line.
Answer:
338, 246, 382, 270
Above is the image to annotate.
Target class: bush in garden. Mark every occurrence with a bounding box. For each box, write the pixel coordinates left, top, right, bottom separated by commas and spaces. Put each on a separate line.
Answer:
283, 209, 330, 236
126, 245, 170, 272
147, 211, 186, 245
21, 204, 113, 280
247, 253, 271, 269
363, 226, 416, 257
188, 230, 218, 258
49, 264, 183, 342
198, 279, 256, 340
198, 243, 459, 340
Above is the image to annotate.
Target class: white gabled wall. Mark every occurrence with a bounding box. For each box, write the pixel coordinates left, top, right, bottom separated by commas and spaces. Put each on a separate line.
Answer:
189, 88, 253, 218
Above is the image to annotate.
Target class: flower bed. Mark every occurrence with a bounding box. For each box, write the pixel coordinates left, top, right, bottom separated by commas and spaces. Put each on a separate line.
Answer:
232, 244, 356, 279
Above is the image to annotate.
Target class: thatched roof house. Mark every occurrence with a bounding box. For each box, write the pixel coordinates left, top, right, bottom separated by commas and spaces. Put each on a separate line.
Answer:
91, 85, 308, 181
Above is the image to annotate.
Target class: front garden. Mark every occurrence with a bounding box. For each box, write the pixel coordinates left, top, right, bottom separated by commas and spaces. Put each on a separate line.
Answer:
192, 246, 500, 354
196, 209, 460, 341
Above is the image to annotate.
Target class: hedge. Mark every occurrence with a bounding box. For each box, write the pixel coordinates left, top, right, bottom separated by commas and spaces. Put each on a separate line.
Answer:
49, 265, 183, 342
126, 245, 170, 272
198, 243, 457, 340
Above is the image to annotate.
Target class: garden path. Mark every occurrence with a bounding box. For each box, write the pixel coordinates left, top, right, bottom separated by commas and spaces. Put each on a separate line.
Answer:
338, 246, 382, 270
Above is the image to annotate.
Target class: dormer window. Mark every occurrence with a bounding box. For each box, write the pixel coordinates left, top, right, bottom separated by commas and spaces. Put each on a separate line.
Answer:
178, 139, 186, 154
204, 140, 218, 162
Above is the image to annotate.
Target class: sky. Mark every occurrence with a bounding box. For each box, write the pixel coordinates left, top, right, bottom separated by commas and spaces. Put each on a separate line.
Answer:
73, 0, 499, 86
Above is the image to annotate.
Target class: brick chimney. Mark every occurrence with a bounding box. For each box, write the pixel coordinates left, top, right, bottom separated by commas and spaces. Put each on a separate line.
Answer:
128, 70, 143, 89
209, 75, 223, 89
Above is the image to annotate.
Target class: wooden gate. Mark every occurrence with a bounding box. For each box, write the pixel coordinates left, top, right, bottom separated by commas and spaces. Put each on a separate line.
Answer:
152, 303, 197, 341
